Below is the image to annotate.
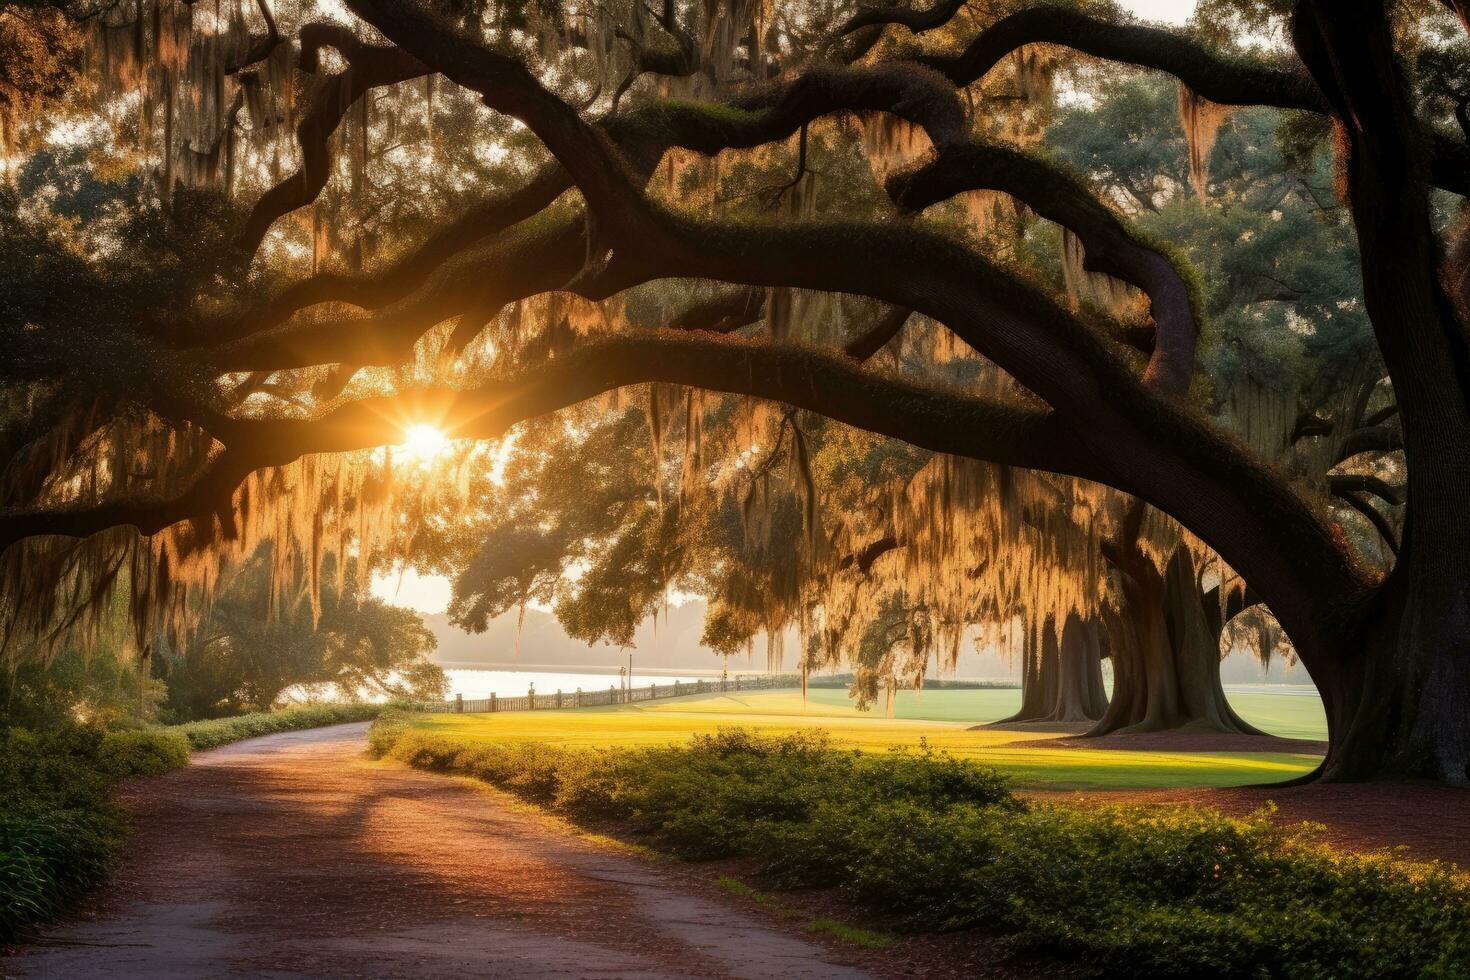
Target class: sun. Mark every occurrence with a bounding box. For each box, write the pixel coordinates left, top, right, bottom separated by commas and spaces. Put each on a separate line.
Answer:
400, 423, 450, 463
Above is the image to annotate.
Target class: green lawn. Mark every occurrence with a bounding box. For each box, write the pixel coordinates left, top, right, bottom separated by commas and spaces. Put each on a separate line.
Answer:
409, 687, 1325, 791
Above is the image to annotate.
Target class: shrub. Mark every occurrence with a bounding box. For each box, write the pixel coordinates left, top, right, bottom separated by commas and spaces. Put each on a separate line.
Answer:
170, 702, 386, 751
371, 721, 1470, 979
0, 727, 128, 944
95, 729, 190, 778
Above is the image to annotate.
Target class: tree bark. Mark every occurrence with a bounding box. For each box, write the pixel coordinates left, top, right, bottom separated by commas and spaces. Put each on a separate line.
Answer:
1290, 0, 1470, 784
1088, 546, 1263, 736
997, 612, 1107, 724
1053, 613, 1109, 723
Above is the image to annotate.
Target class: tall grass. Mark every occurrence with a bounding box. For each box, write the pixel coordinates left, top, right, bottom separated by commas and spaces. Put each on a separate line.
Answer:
372, 721, 1470, 979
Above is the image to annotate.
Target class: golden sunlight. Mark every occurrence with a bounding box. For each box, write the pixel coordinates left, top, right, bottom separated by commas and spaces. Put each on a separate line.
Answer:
400, 423, 450, 463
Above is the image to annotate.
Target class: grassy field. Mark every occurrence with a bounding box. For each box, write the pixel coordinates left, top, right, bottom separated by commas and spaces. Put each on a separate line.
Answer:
408, 687, 1326, 791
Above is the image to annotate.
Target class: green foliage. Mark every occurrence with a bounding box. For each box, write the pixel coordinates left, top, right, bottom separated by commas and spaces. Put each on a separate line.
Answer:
0, 644, 166, 730
94, 729, 190, 779
373, 723, 1470, 979
0, 724, 189, 944
170, 702, 389, 752
1046, 73, 1374, 416
162, 546, 445, 721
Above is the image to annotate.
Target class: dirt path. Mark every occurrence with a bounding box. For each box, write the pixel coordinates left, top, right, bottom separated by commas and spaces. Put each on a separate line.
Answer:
5, 724, 875, 980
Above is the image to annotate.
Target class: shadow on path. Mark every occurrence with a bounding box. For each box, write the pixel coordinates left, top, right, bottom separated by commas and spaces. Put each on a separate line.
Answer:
7, 723, 873, 980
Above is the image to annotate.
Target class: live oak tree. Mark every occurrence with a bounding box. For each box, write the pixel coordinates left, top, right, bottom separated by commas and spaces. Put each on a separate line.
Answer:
0, 0, 1467, 782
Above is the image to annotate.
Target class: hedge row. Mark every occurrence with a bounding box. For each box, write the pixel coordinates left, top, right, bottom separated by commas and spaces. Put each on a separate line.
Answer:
371, 722, 1470, 980
170, 702, 386, 751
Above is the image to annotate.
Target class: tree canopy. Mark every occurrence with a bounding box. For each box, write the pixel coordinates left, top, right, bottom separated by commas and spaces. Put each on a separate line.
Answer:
0, 0, 1466, 782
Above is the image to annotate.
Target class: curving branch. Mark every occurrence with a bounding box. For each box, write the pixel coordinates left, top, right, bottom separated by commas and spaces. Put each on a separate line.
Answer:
0, 333, 1079, 550
888, 141, 1197, 396
201, 163, 573, 346
223, 0, 284, 76
844, 305, 912, 362
1338, 423, 1403, 462
235, 25, 430, 256
207, 59, 970, 359
914, 5, 1470, 197
1334, 489, 1400, 556
1328, 473, 1406, 507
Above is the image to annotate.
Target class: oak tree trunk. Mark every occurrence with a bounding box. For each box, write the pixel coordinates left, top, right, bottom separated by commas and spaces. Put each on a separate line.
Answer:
998, 613, 1107, 724
1291, 0, 1470, 783
1088, 546, 1263, 736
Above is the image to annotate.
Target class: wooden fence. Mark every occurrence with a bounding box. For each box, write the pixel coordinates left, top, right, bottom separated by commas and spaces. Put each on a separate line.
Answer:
427, 674, 801, 714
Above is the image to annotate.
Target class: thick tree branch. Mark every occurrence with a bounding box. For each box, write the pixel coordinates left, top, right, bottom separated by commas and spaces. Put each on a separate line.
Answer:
1338, 423, 1403, 462
0, 334, 1079, 550
888, 141, 1197, 396
915, 5, 1470, 197
843, 305, 912, 362
1328, 473, 1406, 507
236, 25, 429, 256
1334, 489, 1401, 556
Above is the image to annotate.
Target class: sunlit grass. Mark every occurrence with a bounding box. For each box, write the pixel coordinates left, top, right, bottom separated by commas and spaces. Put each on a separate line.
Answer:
407, 688, 1324, 791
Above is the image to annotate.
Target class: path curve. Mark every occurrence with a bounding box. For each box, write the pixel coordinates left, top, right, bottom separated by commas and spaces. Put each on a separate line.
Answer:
7, 724, 875, 979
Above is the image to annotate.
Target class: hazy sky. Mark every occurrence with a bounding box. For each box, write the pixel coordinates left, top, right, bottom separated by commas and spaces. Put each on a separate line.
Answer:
1120, 0, 1196, 23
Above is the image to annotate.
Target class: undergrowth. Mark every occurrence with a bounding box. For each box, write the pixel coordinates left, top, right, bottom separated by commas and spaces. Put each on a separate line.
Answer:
0, 725, 188, 944
371, 721, 1470, 980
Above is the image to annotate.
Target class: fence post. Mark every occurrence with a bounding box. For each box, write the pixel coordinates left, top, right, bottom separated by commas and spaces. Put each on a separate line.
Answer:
575, 688, 582, 708
454, 693, 464, 713
556, 689, 562, 708
529, 686, 535, 710
674, 679, 680, 697
490, 692, 497, 712
735, 676, 742, 692
610, 685, 616, 705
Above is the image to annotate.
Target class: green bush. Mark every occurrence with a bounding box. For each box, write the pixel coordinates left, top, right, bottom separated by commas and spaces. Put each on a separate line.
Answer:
171, 702, 386, 751
0, 727, 129, 944
95, 729, 190, 778
371, 722, 1470, 979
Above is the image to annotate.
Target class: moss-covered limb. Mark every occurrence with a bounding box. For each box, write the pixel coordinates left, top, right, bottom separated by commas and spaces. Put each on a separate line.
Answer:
832, 0, 969, 44
0, 332, 1083, 549
197, 163, 574, 348
660, 287, 768, 333
843, 305, 912, 362
1335, 489, 1401, 556
888, 141, 1198, 397
922, 6, 1324, 110
213, 210, 590, 371
913, 4, 1470, 197
623, 62, 969, 155
235, 25, 430, 257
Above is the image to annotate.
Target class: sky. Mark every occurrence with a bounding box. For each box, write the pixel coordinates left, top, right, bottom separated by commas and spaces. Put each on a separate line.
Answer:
1120, 0, 1196, 23
371, 0, 1200, 620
